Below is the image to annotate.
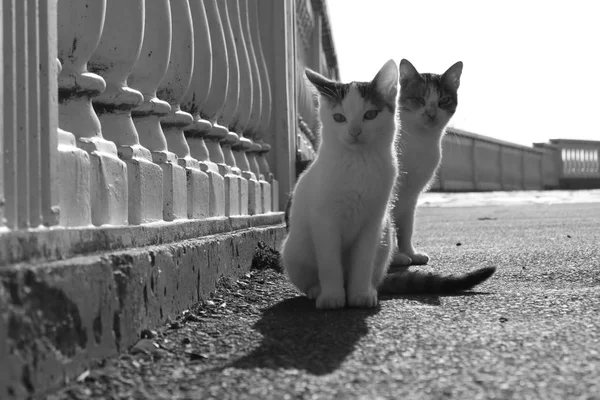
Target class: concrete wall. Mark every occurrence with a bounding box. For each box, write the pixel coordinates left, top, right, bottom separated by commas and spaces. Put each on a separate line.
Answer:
434, 128, 560, 192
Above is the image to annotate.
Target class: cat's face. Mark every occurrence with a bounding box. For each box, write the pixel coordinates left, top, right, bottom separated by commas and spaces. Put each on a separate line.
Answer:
305, 60, 399, 149
398, 59, 462, 132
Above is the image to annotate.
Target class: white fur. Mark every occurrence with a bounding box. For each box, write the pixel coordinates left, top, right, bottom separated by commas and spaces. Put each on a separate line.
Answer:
281, 60, 399, 309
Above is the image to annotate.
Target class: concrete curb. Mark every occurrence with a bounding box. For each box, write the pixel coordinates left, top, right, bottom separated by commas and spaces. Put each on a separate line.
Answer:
0, 213, 284, 266
0, 218, 286, 398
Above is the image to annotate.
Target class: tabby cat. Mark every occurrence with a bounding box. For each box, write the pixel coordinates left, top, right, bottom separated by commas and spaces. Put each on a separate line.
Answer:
393, 59, 463, 266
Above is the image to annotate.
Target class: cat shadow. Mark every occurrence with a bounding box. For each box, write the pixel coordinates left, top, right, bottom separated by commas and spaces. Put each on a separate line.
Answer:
227, 295, 379, 375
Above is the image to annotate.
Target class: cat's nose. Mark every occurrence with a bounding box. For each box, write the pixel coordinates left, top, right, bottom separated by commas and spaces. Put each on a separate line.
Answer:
349, 127, 362, 137
425, 109, 437, 120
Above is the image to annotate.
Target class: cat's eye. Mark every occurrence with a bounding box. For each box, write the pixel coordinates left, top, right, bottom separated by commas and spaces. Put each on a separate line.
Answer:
439, 97, 451, 106
363, 110, 379, 120
333, 113, 346, 123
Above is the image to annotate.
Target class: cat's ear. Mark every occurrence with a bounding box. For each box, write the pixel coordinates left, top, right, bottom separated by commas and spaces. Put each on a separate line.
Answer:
399, 59, 420, 81
372, 59, 399, 103
305, 68, 336, 98
442, 61, 463, 91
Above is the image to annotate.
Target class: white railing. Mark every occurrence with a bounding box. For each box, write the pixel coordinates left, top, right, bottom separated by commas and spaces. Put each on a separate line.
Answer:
546, 139, 600, 189
551, 140, 600, 178
1, 0, 306, 232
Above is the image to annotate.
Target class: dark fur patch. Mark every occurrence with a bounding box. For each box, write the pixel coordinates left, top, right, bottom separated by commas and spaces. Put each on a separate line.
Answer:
319, 81, 350, 106
306, 69, 394, 111
355, 82, 395, 112
399, 73, 458, 114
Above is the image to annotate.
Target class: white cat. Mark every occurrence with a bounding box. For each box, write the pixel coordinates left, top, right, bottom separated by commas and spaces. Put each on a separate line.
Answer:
392, 59, 463, 266
281, 60, 400, 309
282, 60, 495, 310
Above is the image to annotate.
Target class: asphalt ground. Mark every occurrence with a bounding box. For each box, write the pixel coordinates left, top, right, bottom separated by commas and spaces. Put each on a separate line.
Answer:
49, 195, 600, 400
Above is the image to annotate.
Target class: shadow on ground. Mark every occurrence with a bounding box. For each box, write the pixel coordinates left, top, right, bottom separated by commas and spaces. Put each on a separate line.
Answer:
228, 296, 379, 375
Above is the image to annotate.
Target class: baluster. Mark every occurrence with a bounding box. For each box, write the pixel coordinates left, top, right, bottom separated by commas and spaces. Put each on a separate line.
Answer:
57, 0, 128, 226
202, 0, 241, 216
254, 0, 279, 211
3, 0, 17, 228
183, 0, 226, 217
217, 0, 247, 216
129, 0, 188, 221
26, 0, 41, 227
250, 0, 278, 211
202, 0, 228, 162
1, 0, 5, 228
56, 59, 92, 227
201, 0, 241, 217
243, 0, 272, 213
229, 0, 261, 215
162, 0, 211, 220
15, 0, 31, 228
239, 0, 263, 213
89, 0, 165, 225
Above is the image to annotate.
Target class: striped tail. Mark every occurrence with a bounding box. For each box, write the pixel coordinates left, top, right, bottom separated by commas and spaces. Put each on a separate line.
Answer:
378, 266, 496, 295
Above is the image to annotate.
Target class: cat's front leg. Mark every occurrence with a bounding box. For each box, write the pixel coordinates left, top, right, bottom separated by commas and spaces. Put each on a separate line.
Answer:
347, 224, 381, 308
393, 201, 429, 266
312, 220, 346, 309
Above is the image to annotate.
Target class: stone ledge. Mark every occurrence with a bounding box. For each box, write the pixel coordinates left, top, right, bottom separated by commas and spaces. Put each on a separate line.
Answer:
0, 213, 284, 267
0, 223, 286, 399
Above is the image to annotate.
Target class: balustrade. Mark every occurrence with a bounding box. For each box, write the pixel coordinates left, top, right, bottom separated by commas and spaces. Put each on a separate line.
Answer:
3, 0, 288, 234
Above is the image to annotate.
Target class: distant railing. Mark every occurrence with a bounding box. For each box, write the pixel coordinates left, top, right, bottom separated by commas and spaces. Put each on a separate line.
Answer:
545, 139, 600, 189
429, 128, 600, 191
1, 0, 308, 232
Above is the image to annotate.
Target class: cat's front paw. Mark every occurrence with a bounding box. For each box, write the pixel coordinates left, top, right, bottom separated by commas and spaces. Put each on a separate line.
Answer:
347, 287, 378, 308
410, 252, 429, 265
393, 251, 429, 266
316, 291, 346, 309
392, 252, 413, 266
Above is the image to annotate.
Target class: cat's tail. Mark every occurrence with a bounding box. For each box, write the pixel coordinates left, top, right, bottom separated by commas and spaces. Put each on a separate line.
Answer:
378, 266, 496, 295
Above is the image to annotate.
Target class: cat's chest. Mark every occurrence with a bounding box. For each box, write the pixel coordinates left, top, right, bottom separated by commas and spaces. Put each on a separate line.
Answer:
324, 161, 394, 214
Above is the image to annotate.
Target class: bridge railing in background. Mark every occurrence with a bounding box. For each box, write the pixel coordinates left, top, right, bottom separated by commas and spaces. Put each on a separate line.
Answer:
430, 128, 600, 191
545, 139, 600, 189
1, 0, 308, 235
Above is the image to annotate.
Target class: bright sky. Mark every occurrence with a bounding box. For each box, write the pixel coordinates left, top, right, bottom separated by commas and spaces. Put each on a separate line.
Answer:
326, 0, 600, 146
